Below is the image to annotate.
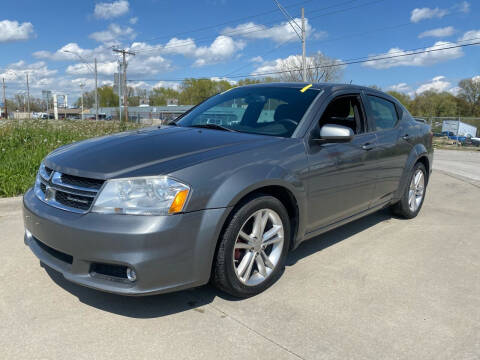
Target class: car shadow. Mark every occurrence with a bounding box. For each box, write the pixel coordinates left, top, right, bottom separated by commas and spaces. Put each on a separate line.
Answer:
42, 209, 396, 318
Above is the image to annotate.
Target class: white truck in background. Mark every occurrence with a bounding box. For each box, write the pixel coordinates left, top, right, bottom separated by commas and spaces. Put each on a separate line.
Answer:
442, 120, 477, 137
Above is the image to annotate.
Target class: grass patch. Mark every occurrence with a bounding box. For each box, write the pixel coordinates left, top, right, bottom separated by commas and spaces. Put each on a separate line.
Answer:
0, 120, 142, 197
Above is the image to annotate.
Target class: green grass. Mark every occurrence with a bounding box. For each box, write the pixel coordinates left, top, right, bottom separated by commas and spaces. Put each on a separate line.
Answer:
0, 120, 142, 197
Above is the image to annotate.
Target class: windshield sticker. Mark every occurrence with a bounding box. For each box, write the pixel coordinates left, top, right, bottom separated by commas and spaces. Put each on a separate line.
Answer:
300, 84, 313, 93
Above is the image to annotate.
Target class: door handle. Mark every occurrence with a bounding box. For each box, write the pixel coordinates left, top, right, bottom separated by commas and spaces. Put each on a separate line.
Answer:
362, 142, 375, 151
402, 134, 410, 140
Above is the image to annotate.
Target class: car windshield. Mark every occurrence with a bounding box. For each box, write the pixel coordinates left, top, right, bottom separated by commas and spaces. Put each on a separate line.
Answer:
176, 86, 321, 138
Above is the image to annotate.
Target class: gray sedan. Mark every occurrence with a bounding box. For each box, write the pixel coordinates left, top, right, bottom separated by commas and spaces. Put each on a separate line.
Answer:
23, 83, 433, 297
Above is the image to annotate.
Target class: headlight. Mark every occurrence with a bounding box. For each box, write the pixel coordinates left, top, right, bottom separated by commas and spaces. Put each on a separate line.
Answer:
91, 176, 190, 215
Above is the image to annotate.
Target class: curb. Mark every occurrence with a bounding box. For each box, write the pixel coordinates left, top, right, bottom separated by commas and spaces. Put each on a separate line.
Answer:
0, 196, 23, 216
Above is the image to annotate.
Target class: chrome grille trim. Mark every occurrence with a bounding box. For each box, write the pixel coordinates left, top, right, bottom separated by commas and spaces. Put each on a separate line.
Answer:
34, 170, 104, 214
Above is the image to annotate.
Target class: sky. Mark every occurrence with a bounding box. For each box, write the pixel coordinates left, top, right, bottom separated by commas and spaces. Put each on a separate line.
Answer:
0, 0, 479, 103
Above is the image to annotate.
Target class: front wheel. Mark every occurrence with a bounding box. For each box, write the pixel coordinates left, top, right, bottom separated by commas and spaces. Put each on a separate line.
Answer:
391, 162, 427, 219
212, 196, 290, 298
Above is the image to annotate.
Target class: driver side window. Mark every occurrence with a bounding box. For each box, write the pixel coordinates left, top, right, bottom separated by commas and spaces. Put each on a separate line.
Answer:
319, 95, 365, 135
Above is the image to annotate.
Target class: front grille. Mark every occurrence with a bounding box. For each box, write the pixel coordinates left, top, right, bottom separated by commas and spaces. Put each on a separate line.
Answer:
60, 173, 104, 190
34, 237, 73, 264
90, 263, 128, 280
55, 191, 92, 211
35, 169, 104, 213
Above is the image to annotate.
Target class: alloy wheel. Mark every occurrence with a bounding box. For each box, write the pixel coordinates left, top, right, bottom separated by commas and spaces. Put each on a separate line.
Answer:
232, 209, 284, 286
408, 169, 425, 212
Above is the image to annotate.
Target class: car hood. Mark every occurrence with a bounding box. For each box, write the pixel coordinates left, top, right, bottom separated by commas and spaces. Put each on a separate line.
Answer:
44, 126, 279, 179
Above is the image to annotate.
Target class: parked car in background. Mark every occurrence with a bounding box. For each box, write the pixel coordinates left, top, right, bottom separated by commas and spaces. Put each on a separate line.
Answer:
23, 83, 433, 298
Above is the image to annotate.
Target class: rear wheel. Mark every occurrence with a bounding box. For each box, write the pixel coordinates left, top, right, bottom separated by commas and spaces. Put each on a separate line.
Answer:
213, 196, 290, 298
391, 162, 427, 219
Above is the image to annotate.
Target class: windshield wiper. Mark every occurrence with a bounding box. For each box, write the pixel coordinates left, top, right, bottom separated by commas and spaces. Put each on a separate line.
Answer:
189, 124, 238, 132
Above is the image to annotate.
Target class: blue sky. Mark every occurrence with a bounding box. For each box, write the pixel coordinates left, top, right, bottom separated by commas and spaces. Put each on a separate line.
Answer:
0, 0, 479, 101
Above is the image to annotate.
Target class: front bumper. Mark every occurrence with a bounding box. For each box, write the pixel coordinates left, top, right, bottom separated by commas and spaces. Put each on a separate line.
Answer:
23, 188, 228, 295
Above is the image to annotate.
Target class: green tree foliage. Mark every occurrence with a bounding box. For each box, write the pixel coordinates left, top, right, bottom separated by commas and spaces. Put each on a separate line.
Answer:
149, 87, 180, 106
457, 77, 480, 116
98, 86, 119, 107
178, 78, 233, 104
409, 91, 458, 117
387, 91, 411, 109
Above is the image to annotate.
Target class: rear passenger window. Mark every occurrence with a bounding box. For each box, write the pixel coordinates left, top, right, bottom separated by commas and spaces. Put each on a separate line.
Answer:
367, 96, 398, 130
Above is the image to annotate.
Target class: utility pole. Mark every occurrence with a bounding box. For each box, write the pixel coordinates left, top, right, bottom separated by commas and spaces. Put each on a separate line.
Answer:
26, 73, 30, 116
79, 83, 85, 120
273, 1, 307, 81
113, 48, 135, 123
94, 58, 99, 121
2, 78, 7, 119
301, 7, 307, 82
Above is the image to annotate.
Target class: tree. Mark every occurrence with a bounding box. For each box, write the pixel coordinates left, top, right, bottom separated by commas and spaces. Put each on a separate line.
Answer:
276, 53, 343, 83
149, 87, 180, 106
98, 86, 119, 107
179, 78, 233, 105
458, 77, 480, 116
387, 91, 412, 109
410, 91, 458, 117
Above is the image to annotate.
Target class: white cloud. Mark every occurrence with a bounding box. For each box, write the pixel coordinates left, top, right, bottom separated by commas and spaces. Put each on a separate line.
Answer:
363, 41, 464, 69
456, 1, 470, 13
89, 24, 136, 45
130, 35, 245, 66
94, 0, 129, 19
33, 43, 111, 62
410, 7, 449, 23
251, 52, 342, 76
416, 76, 452, 94
0, 20, 35, 43
66, 61, 118, 76
419, 26, 455, 39
193, 36, 246, 66
459, 29, 480, 42
250, 56, 264, 63
222, 18, 321, 43
153, 81, 181, 91
210, 77, 237, 85
388, 83, 412, 93
0, 61, 58, 94
129, 17, 138, 24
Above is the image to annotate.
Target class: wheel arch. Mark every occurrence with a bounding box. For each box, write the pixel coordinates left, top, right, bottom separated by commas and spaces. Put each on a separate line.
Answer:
394, 143, 430, 201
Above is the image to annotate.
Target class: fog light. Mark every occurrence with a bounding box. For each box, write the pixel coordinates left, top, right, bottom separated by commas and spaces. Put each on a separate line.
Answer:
126, 267, 137, 282
25, 228, 32, 239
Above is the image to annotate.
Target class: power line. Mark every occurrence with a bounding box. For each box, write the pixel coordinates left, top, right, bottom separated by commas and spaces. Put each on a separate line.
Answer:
126, 38, 480, 82
133, 0, 348, 44
133, 0, 384, 54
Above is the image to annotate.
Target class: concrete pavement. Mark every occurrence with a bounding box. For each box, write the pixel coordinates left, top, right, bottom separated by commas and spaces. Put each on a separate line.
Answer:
1, 166, 479, 359
433, 149, 480, 185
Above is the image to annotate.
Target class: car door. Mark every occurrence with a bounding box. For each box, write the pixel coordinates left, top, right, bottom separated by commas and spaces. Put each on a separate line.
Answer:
305, 92, 378, 233
363, 93, 412, 207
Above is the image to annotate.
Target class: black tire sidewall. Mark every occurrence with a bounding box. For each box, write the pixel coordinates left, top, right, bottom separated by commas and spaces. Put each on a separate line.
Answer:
218, 195, 290, 297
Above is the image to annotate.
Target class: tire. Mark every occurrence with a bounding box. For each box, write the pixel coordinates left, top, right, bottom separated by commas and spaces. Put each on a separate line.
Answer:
391, 162, 427, 219
212, 195, 290, 298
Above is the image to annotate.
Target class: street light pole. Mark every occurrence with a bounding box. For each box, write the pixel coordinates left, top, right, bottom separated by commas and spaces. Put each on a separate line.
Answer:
62, 50, 98, 121
301, 7, 307, 82
79, 83, 85, 120
94, 58, 99, 121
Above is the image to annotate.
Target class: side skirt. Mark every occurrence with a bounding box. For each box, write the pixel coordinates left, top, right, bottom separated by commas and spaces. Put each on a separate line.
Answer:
300, 199, 392, 243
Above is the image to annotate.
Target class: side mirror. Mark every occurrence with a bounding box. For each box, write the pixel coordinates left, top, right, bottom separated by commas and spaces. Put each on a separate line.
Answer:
314, 124, 354, 143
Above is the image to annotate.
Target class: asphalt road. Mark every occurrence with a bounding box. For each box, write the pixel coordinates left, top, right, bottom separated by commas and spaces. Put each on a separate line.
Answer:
1, 152, 479, 359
